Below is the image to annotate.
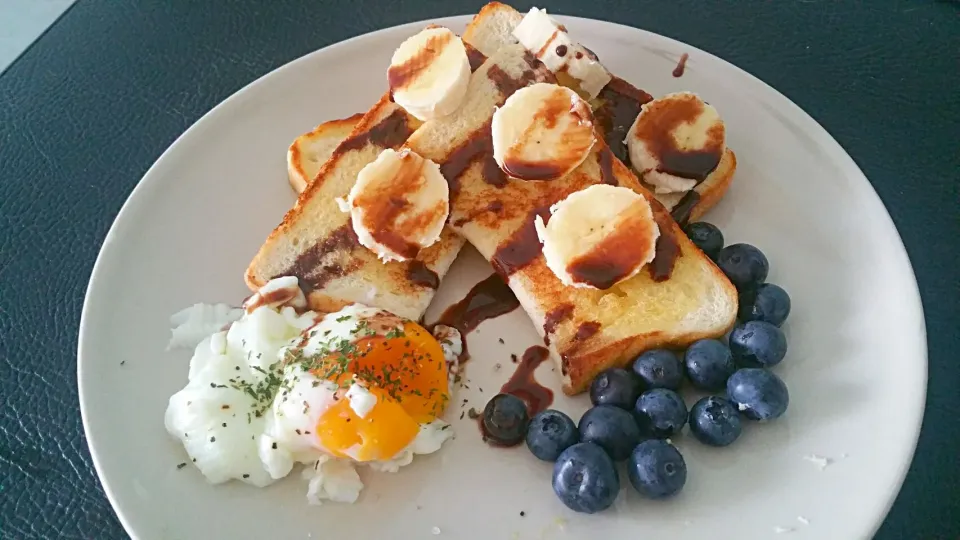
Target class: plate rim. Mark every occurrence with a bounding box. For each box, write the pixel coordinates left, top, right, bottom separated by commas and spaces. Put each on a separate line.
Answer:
77, 13, 928, 539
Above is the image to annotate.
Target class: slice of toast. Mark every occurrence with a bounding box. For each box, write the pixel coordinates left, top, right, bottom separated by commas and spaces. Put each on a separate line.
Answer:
463, 2, 735, 225
247, 91, 465, 321
287, 113, 363, 193
247, 34, 494, 321
395, 13, 738, 394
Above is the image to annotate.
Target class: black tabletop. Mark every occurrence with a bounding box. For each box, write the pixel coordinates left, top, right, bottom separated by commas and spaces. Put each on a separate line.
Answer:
1, 1, 958, 538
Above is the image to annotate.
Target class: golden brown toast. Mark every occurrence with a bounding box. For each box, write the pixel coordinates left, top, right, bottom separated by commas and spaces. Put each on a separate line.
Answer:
246, 92, 465, 321
463, 2, 736, 225
287, 113, 363, 193
246, 36, 490, 321
387, 11, 737, 394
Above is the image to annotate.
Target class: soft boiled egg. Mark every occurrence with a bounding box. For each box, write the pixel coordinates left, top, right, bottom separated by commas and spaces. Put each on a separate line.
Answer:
265, 304, 452, 465
165, 281, 455, 504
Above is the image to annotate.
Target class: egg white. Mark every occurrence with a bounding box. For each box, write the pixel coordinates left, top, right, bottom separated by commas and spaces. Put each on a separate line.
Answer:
165, 284, 458, 505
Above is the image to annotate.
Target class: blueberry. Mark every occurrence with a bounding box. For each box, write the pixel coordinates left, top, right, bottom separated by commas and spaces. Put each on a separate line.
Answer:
727, 368, 790, 421
729, 321, 788, 368
684, 339, 736, 391
627, 440, 687, 499
482, 394, 529, 446
634, 389, 688, 438
578, 405, 641, 461
552, 442, 620, 513
716, 243, 769, 291
631, 349, 683, 390
589, 368, 641, 409
525, 409, 579, 461
683, 222, 724, 259
738, 283, 791, 327
689, 396, 742, 447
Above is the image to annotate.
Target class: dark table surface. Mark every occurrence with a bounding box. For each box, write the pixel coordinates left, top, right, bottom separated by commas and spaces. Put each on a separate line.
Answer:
1, 0, 958, 538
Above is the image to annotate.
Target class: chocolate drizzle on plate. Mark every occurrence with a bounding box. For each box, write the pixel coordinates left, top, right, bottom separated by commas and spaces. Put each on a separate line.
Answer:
500, 345, 554, 417
434, 273, 520, 361
672, 53, 689, 78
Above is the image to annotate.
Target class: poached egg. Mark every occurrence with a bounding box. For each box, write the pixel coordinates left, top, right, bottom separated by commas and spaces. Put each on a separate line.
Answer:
164, 278, 455, 504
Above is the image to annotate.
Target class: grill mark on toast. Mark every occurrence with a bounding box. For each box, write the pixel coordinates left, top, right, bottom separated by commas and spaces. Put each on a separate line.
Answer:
542, 303, 574, 346
280, 225, 360, 290
406, 260, 440, 289
338, 109, 414, 153
671, 190, 701, 226
491, 205, 552, 277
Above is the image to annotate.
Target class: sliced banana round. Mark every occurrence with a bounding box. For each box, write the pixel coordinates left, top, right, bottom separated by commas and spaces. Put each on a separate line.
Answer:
535, 184, 660, 290
491, 83, 596, 182
627, 91, 726, 194
388, 27, 471, 121
337, 148, 449, 263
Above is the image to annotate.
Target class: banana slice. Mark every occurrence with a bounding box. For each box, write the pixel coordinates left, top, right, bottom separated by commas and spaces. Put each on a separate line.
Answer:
388, 27, 470, 121
535, 184, 660, 290
513, 8, 612, 99
337, 148, 449, 263
627, 92, 726, 194
491, 83, 596, 181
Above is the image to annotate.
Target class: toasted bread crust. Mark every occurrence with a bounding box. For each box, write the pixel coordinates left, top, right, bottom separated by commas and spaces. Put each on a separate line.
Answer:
287, 113, 364, 193
246, 93, 465, 321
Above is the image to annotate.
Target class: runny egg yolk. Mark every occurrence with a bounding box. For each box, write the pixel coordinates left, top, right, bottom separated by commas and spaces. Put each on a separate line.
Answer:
314, 321, 450, 462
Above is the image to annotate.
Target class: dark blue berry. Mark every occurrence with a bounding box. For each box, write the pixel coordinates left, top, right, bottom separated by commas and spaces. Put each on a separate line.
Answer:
589, 368, 641, 410
729, 321, 788, 368
525, 409, 579, 461
631, 349, 683, 390
683, 222, 724, 259
689, 396, 742, 447
684, 339, 736, 391
716, 243, 769, 291
552, 442, 620, 513
482, 394, 529, 446
727, 368, 790, 420
738, 283, 791, 326
578, 405, 641, 461
634, 389, 687, 439
627, 440, 687, 499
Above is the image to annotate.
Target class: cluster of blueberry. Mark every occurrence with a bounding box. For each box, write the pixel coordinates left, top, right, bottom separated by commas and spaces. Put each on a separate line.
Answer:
481, 222, 792, 514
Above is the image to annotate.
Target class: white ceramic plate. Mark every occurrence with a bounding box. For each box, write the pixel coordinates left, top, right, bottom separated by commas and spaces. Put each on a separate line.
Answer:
79, 14, 926, 540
